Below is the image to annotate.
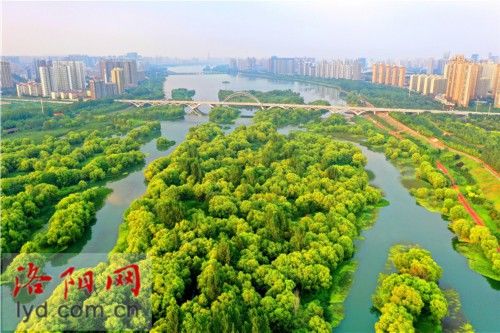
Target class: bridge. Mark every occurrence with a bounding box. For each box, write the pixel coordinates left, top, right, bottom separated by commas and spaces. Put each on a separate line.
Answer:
115, 91, 500, 116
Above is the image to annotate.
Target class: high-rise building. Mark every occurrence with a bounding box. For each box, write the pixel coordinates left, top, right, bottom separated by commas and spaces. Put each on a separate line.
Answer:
270, 56, 295, 75
111, 67, 125, 94
314, 59, 361, 80
435, 58, 447, 75
89, 79, 118, 99
479, 62, 499, 92
1, 61, 14, 88
425, 58, 434, 74
475, 78, 490, 99
99, 59, 138, 87
372, 63, 406, 87
398, 67, 406, 87
428, 76, 447, 95
409, 74, 419, 91
444, 55, 480, 107
47, 61, 86, 92
39, 66, 52, 97
409, 74, 447, 96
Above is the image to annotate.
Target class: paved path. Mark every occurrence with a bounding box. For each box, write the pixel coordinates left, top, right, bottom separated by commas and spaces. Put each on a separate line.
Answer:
378, 113, 499, 180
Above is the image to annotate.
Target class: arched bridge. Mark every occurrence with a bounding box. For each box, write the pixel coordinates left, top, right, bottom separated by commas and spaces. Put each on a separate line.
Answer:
116, 96, 500, 117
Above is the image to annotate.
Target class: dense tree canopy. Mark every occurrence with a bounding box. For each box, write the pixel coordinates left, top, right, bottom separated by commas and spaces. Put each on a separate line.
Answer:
373, 245, 448, 333
209, 106, 241, 124
114, 122, 381, 332
171, 88, 195, 101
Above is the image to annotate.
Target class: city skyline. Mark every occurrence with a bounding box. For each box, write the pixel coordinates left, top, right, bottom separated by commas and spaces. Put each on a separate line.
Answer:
2, 1, 499, 59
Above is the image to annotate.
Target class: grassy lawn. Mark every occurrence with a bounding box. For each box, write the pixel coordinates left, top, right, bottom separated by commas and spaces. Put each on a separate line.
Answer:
461, 157, 500, 211
455, 242, 500, 281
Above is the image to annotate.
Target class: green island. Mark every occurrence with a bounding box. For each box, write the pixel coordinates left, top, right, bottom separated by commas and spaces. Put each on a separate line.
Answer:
208, 106, 241, 124
372, 245, 473, 333
112, 122, 382, 331
156, 137, 176, 151
171, 88, 196, 101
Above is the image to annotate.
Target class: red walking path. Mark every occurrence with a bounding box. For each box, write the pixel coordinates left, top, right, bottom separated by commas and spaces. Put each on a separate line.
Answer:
436, 161, 485, 226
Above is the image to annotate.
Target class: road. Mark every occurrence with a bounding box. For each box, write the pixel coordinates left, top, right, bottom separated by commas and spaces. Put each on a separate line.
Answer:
2, 98, 75, 104
117, 99, 500, 116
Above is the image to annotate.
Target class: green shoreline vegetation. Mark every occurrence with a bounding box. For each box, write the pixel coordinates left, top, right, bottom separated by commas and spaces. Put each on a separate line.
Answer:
352, 118, 500, 281
238, 72, 444, 110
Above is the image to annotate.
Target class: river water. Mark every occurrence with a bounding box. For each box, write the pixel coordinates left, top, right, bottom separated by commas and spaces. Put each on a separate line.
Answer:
2, 66, 498, 331
337, 145, 499, 332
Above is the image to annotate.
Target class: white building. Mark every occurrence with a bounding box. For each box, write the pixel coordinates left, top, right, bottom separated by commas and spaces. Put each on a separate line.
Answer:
39, 66, 52, 97
51, 61, 86, 92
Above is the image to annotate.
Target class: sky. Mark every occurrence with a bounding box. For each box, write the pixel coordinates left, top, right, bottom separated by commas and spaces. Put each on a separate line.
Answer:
2, 0, 499, 59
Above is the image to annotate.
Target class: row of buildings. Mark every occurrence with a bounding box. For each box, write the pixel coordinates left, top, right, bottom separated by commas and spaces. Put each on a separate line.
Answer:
371, 64, 406, 87
407, 56, 500, 107
228, 56, 365, 80
12, 58, 141, 100
408, 74, 447, 96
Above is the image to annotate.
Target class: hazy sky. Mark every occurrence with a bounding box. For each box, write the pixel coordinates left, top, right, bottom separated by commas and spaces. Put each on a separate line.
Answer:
2, 1, 499, 59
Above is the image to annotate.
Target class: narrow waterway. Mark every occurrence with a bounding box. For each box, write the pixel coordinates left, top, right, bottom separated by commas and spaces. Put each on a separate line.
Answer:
337, 145, 500, 332
0, 117, 207, 330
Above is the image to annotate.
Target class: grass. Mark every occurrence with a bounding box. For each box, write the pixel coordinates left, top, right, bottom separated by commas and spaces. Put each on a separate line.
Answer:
454, 242, 500, 281
461, 157, 500, 211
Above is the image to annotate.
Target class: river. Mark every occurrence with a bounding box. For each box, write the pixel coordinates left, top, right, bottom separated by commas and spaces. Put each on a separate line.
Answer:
2, 66, 498, 332
337, 145, 499, 332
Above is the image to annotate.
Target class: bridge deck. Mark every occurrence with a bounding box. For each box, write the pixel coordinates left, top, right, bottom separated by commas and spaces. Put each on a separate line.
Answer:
115, 99, 500, 116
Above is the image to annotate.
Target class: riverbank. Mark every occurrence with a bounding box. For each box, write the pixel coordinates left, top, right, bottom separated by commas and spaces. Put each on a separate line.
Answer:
238, 72, 443, 109
363, 115, 500, 282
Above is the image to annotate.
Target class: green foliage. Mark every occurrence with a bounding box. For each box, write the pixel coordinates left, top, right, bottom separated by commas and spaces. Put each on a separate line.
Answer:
156, 137, 176, 151
372, 245, 449, 333
391, 112, 500, 172
43, 187, 110, 248
123, 105, 185, 121
308, 100, 331, 106
171, 88, 195, 100
119, 71, 166, 99
254, 108, 325, 127
1, 116, 160, 254
209, 106, 241, 124
116, 122, 381, 331
346, 92, 364, 106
